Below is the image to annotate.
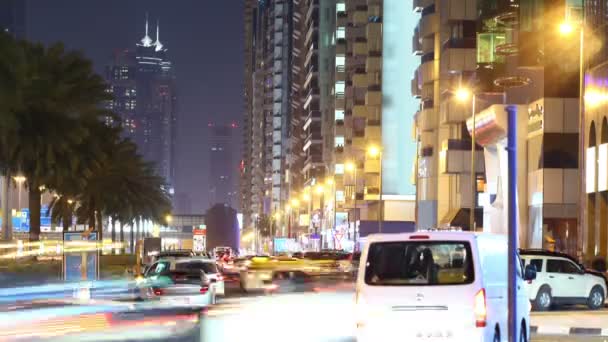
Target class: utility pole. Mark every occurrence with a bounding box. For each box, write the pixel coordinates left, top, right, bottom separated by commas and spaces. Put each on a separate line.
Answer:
507, 105, 518, 342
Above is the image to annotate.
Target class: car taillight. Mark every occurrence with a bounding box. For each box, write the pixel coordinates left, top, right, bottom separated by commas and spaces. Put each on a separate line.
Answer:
200, 286, 209, 294
474, 289, 487, 328
153, 288, 164, 296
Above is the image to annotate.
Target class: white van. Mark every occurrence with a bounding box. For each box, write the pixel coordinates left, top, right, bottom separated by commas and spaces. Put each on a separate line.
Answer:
355, 231, 536, 342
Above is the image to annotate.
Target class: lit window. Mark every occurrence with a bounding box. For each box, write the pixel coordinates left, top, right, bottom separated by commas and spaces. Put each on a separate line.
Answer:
336, 3, 345, 12
336, 56, 345, 68
335, 136, 345, 147
335, 164, 344, 174
336, 190, 345, 202
335, 81, 345, 95
336, 27, 346, 39
335, 110, 345, 121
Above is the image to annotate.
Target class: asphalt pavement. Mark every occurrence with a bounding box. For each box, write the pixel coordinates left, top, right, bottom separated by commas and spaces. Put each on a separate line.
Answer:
206, 280, 608, 342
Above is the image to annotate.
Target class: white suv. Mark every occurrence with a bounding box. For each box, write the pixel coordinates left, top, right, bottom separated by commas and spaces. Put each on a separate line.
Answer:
520, 250, 606, 311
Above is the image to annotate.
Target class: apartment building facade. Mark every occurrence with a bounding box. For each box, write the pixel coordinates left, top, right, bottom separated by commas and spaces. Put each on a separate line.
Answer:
412, 0, 583, 256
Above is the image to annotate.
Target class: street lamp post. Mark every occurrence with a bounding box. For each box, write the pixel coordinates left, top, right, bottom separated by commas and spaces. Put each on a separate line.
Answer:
346, 162, 359, 251
315, 184, 325, 250
326, 177, 336, 249
368, 146, 383, 233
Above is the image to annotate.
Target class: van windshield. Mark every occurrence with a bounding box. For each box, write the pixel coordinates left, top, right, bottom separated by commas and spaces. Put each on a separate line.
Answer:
364, 241, 474, 286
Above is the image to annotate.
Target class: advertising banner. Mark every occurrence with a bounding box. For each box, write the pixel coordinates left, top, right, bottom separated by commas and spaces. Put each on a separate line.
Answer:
0, 206, 54, 232
63, 232, 98, 281
193, 228, 206, 253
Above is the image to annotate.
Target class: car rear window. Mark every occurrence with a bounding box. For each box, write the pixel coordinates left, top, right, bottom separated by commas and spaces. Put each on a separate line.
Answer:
176, 261, 218, 274
364, 241, 474, 286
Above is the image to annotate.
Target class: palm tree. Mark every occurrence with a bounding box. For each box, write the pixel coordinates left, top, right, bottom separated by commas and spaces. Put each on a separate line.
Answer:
0, 32, 26, 240
0, 41, 110, 241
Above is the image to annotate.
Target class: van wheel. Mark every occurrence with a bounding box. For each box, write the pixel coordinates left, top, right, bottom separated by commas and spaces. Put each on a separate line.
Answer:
534, 286, 552, 311
493, 327, 501, 342
520, 321, 527, 342
587, 286, 605, 310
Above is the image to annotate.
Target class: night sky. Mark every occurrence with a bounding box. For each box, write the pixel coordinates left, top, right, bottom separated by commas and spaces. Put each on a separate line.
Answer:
27, 0, 245, 214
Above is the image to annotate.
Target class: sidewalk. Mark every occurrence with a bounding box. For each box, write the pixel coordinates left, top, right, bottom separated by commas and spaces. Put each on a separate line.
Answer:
531, 309, 608, 336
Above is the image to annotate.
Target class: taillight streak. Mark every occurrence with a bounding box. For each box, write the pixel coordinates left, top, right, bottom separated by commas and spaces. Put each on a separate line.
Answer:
474, 288, 487, 328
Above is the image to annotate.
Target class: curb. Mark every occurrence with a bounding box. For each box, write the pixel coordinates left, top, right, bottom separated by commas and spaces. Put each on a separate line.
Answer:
531, 326, 608, 336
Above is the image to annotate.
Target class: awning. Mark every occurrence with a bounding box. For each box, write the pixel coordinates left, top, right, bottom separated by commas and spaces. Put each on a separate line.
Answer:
439, 208, 484, 231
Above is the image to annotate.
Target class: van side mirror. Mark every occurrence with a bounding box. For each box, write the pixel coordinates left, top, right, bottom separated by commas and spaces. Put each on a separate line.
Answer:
524, 265, 537, 281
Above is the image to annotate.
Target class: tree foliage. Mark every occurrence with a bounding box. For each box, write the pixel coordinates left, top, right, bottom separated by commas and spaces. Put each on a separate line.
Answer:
0, 32, 172, 241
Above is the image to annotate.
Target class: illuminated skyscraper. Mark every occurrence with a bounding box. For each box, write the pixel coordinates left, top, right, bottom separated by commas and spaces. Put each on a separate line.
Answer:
105, 15, 177, 193
208, 123, 238, 209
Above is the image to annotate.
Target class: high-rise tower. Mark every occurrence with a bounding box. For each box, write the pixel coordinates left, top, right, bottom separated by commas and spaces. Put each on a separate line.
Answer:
105, 15, 177, 193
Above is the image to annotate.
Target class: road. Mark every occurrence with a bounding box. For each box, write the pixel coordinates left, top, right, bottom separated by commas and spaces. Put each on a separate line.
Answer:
199, 282, 605, 342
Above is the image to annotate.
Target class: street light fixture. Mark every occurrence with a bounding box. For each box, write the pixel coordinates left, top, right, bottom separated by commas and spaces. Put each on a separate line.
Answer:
165, 214, 172, 224
367, 145, 383, 233
290, 198, 300, 208
315, 184, 325, 195
345, 160, 359, 250
455, 86, 477, 231
559, 22, 575, 35
302, 193, 311, 202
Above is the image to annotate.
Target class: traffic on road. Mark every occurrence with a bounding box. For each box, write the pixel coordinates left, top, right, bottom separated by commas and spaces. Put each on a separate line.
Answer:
1, 231, 607, 341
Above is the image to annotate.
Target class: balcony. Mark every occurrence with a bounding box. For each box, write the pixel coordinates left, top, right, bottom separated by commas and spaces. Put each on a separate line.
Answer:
366, 23, 382, 52
418, 59, 436, 84
439, 139, 485, 174
366, 87, 382, 106
440, 39, 476, 73
352, 134, 367, 150
353, 105, 368, 118
353, 8, 368, 25
441, 0, 476, 23
440, 96, 471, 124
419, 13, 438, 38
411, 77, 421, 98
366, 56, 381, 73
417, 107, 436, 132
365, 124, 381, 142
353, 41, 368, 56
413, 29, 422, 56
367, 72, 381, 87
353, 73, 369, 88
364, 186, 380, 201
364, 158, 381, 174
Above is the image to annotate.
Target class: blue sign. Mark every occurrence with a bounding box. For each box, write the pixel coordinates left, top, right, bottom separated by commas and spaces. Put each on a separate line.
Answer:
0, 206, 52, 232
